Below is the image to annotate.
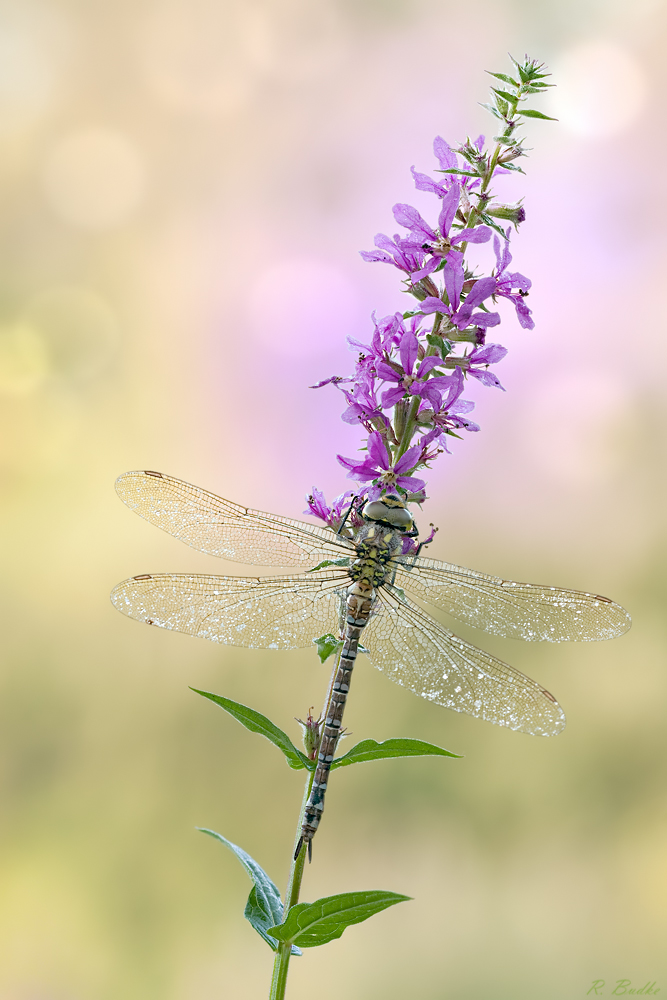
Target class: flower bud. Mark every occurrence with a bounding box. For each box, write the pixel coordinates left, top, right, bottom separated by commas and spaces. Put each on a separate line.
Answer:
394, 399, 409, 439
295, 708, 323, 760
487, 202, 526, 227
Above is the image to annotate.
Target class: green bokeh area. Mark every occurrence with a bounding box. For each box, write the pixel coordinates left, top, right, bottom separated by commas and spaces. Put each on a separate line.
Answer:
1, 0, 666, 997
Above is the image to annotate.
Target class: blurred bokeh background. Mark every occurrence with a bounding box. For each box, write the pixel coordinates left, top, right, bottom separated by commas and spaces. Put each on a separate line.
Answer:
1, 0, 666, 997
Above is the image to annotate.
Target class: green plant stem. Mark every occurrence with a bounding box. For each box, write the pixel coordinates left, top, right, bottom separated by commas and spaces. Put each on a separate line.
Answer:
269, 648, 343, 1000
269, 770, 314, 1000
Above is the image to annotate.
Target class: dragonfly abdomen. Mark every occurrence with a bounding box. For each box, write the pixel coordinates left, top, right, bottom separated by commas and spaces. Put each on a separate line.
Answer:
296, 582, 375, 858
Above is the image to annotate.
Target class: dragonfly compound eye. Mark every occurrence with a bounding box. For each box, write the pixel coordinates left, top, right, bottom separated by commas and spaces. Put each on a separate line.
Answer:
362, 498, 414, 531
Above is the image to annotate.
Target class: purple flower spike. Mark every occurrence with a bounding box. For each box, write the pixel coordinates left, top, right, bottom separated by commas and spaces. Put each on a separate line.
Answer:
337, 74, 548, 504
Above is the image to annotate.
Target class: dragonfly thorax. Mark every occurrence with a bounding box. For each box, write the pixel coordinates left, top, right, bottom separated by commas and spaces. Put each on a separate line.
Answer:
348, 521, 402, 596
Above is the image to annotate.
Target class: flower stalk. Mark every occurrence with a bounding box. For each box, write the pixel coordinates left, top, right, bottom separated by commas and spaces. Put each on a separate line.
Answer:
269, 770, 313, 1000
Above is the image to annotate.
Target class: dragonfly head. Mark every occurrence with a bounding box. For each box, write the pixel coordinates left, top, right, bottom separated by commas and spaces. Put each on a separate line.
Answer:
361, 495, 414, 533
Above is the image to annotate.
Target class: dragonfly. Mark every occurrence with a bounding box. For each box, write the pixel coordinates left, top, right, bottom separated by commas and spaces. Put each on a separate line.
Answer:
111, 470, 631, 857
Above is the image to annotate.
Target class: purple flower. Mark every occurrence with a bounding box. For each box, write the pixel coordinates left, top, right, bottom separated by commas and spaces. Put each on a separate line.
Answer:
401, 521, 437, 556
304, 488, 361, 530
416, 368, 481, 448
493, 231, 535, 330
339, 377, 384, 427
347, 312, 407, 361
337, 432, 426, 499
375, 328, 457, 411
360, 138, 490, 284
447, 397, 480, 431
420, 275, 501, 332
360, 233, 441, 283
304, 487, 333, 522
465, 343, 508, 389
408, 136, 458, 199
410, 135, 481, 199
394, 184, 492, 257
309, 375, 353, 389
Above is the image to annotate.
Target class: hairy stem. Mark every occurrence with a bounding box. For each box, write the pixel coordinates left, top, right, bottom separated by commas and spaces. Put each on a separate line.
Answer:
269, 651, 341, 1000
269, 770, 314, 1000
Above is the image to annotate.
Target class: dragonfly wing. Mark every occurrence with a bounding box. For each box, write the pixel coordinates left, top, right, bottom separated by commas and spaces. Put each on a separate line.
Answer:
115, 471, 354, 567
393, 556, 631, 642
363, 588, 566, 736
110, 570, 348, 648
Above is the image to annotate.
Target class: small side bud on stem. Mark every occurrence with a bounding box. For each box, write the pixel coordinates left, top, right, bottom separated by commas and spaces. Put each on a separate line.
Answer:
295, 708, 323, 760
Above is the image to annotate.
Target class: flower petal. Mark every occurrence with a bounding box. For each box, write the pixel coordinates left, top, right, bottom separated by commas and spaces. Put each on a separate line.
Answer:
469, 343, 508, 365
411, 166, 447, 197
367, 431, 391, 470
394, 444, 422, 474
392, 203, 437, 242
433, 135, 457, 171
444, 255, 464, 312
396, 474, 427, 492
399, 330, 419, 375
416, 356, 442, 378
380, 386, 406, 409
419, 296, 449, 315
468, 369, 505, 390
453, 224, 492, 244
437, 184, 460, 237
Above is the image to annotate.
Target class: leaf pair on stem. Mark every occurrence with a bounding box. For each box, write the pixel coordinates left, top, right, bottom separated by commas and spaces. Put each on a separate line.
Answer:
192, 688, 460, 952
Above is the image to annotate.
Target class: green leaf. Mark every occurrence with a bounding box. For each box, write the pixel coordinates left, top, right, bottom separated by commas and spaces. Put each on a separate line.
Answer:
486, 71, 519, 87
191, 689, 310, 770
267, 891, 411, 948
479, 102, 504, 121
308, 557, 350, 572
518, 108, 558, 120
491, 87, 517, 104
510, 56, 530, 84
494, 160, 525, 174
435, 167, 479, 177
198, 829, 302, 956
313, 633, 341, 664
331, 737, 462, 770
313, 634, 368, 665
478, 213, 508, 239
426, 333, 451, 358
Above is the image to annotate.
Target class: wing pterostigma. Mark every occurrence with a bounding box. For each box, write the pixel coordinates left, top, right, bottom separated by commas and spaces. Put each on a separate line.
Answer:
394, 556, 631, 642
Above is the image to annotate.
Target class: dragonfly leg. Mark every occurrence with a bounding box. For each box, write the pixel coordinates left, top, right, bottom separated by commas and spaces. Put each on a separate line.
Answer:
335, 495, 360, 535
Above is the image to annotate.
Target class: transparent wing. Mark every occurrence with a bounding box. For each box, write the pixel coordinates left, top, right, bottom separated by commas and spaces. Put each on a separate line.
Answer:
115, 471, 354, 567
363, 587, 565, 736
110, 569, 348, 648
393, 555, 631, 642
